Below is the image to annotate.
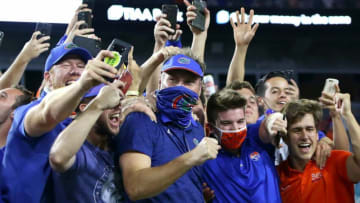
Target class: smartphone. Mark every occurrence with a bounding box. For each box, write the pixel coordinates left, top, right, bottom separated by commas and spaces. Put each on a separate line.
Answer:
203, 75, 216, 97
0, 31, 4, 47
106, 38, 132, 68
118, 69, 133, 94
162, 4, 178, 34
191, 0, 206, 31
104, 39, 132, 82
35, 23, 52, 40
78, 11, 92, 29
322, 78, 339, 96
73, 35, 101, 57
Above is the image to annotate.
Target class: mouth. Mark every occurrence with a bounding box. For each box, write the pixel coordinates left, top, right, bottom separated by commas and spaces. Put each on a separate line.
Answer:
277, 101, 287, 106
109, 113, 121, 127
298, 143, 311, 153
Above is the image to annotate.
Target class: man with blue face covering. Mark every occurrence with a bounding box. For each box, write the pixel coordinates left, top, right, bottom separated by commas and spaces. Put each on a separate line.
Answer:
115, 48, 221, 202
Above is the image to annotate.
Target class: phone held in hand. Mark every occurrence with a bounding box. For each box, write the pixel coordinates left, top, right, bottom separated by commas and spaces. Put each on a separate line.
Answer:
35, 23, 52, 40
0, 31, 4, 47
78, 11, 92, 29
322, 78, 339, 96
73, 35, 101, 57
104, 38, 132, 83
191, 0, 206, 31
162, 4, 178, 34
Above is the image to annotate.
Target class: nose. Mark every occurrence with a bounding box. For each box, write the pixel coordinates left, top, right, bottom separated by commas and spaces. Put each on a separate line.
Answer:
69, 66, 82, 76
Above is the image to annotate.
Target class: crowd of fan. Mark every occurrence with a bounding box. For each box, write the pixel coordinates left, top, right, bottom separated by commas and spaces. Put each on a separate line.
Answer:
0, 1, 359, 203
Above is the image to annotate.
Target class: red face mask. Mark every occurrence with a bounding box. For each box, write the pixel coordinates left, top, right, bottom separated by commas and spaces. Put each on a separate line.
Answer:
216, 127, 247, 150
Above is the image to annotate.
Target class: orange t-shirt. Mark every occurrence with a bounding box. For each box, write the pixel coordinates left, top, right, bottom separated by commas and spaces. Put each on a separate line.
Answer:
277, 150, 354, 203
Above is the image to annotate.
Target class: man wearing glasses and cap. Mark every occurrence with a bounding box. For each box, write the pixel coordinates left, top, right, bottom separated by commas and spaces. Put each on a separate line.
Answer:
1, 43, 119, 202
116, 48, 221, 202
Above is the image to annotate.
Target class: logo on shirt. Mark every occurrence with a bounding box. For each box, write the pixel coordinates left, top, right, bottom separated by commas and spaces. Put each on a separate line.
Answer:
311, 172, 323, 182
193, 138, 199, 145
249, 151, 260, 161
94, 166, 124, 203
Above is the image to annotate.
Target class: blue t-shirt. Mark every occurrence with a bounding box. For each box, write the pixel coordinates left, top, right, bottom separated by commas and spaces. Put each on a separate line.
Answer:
202, 121, 282, 203
52, 141, 124, 203
0, 97, 72, 203
115, 112, 204, 203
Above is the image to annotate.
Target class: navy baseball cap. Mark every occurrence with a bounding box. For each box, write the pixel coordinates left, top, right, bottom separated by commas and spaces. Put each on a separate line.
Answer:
162, 54, 203, 77
82, 84, 106, 100
44, 43, 92, 72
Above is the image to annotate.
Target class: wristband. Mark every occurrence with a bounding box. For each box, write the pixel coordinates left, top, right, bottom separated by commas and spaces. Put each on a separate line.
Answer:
126, 90, 139, 97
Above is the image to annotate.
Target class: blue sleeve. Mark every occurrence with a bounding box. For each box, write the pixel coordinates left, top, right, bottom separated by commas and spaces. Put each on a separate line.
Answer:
114, 112, 157, 158
12, 101, 41, 140
318, 131, 326, 140
165, 37, 182, 48
247, 120, 275, 160
56, 35, 68, 46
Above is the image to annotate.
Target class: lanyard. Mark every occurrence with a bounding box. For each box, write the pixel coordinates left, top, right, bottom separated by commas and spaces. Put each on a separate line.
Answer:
166, 127, 204, 185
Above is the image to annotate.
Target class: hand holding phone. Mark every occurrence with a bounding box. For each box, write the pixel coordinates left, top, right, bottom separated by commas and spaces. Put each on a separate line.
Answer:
191, 0, 206, 31
104, 39, 132, 82
78, 11, 92, 29
322, 78, 339, 96
35, 23, 52, 40
162, 4, 178, 34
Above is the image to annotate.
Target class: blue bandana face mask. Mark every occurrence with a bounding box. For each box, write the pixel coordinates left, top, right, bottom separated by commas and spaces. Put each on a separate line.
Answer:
156, 86, 199, 127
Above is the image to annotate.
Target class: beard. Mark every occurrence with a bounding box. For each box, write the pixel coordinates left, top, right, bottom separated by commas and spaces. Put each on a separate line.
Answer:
94, 117, 118, 138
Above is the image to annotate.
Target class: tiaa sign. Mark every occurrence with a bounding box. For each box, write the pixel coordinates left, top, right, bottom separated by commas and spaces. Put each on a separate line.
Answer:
107, 5, 184, 22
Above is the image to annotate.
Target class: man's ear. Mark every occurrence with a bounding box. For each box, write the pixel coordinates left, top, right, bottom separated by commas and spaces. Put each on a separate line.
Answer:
257, 96, 264, 108
10, 111, 14, 121
79, 103, 88, 112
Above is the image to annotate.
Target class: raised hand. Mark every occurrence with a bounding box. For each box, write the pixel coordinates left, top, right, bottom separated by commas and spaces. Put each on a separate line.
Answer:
21, 31, 50, 62
78, 50, 118, 89
184, 0, 210, 35
230, 8, 259, 47
154, 14, 183, 46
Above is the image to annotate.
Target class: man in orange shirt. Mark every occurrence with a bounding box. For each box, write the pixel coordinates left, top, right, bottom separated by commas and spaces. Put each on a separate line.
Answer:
277, 95, 360, 203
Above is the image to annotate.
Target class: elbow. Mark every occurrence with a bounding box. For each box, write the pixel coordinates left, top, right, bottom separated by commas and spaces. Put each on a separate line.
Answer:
126, 185, 142, 201
49, 151, 67, 173
124, 180, 147, 201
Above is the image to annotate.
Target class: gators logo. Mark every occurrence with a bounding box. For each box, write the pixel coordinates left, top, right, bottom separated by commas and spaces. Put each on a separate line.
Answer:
177, 57, 191, 64
172, 94, 196, 112
250, 151, 260, 161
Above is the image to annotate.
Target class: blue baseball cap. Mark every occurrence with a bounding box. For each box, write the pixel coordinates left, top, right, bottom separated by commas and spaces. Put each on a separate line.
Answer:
162, 54, 203, 77
44, 43, 92, 72
82, 84, 106, 100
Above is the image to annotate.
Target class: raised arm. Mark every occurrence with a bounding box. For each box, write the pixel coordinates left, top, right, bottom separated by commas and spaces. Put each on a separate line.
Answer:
0, 32, 50, 89
319, 89, 349, 151
49, 83, 123, 172
336, 93, 360, 182
226, 8, 259, 85
146, 14, 182, 94
120, 137, 220, 201
24, 50, 118, 137
184, 0, 210, 63
63, 4, 99, 44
